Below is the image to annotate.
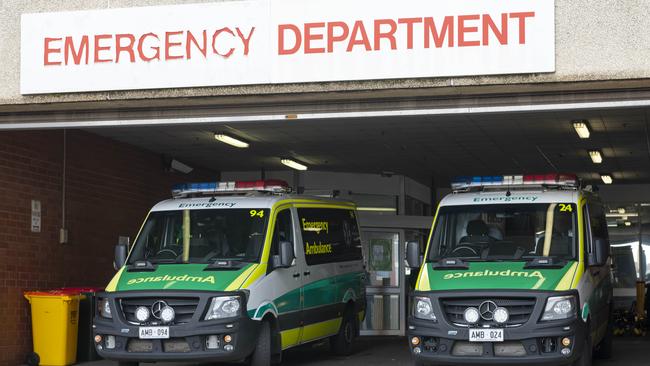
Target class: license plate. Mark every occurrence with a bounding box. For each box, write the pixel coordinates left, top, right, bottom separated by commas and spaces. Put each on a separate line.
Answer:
139, 326, 169, 339
468, 328, 503, 342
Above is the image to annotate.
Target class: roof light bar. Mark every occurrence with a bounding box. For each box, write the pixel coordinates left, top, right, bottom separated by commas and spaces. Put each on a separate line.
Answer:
451, 174, 578, 190
572, 120, 591, 139
214, 133, 249, 148
172, 179, 289, 198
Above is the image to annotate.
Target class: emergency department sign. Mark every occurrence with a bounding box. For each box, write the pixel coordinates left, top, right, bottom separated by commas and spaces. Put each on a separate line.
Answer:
20, 0, 555, 94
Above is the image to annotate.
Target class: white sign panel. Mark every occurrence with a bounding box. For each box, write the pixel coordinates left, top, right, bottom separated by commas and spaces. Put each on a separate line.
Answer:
31, 200, 41, 233
20, 0, 555, 94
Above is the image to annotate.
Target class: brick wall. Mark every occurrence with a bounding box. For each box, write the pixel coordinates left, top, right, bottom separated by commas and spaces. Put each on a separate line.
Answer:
0, 130, 216, 365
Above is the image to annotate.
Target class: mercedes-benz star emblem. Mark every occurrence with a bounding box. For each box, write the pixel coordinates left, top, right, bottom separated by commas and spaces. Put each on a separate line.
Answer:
151, 300, 168, 320
479, 301, 498, 321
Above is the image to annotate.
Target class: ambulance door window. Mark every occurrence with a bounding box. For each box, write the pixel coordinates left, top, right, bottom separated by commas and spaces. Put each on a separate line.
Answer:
270, 209, 295, 262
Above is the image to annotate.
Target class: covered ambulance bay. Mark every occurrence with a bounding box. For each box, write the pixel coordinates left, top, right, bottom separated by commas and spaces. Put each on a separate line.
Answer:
3, 0, 650, 364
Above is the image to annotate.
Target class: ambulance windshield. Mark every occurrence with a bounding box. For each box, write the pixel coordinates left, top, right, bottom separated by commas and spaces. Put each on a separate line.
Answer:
428, 203, 577, 262
128, 208, 270, 265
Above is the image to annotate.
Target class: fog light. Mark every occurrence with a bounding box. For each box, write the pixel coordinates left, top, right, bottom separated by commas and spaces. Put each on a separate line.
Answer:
464, 307, 480, 324
105, 335, 116, 349
224, 344, 234, 352
135, 306, 150, 323
411, 337, 421, 346
206, 335, 220, 350
160, 306, 175, 323
561, 348, 571, 356
562, 337, 571, 347
97, 344, 103, 351
94, 335, 102, 343
224, 335, 232, 343
493, 307, 509, 324
413, 347, 421, 354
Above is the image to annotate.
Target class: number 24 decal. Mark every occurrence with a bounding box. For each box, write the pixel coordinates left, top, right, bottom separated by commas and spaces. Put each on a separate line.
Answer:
559, 204, 573, 212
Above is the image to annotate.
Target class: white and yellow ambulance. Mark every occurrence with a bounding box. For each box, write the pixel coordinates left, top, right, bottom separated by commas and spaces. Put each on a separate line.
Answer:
407, 174, 613, 366
93, 180, 366, 366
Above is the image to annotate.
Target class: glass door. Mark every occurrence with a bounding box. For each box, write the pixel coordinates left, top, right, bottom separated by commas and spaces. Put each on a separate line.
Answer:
360, 229, 405, 336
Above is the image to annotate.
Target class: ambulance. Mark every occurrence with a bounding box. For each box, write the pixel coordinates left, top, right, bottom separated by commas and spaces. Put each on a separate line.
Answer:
92, 180, 366, 366
406, 174, 613, 366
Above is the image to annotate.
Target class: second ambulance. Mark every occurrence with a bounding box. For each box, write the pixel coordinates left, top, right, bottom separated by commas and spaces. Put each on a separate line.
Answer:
407, 174, 612, 366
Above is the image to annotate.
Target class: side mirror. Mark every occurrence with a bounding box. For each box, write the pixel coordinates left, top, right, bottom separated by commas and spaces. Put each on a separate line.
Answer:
406, 241, 422, 269
114, 244, 127, 270
589, 237, 610, 267
272, 241, 295, 269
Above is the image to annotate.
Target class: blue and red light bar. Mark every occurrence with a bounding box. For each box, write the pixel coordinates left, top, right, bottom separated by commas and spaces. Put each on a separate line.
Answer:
451, 174, 578, 190
172, 179, 290, 198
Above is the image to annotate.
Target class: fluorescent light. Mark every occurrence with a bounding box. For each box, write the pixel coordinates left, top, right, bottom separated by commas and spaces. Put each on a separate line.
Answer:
600, 174, 613, 184
588, 150, 603, 164
356, 207, 397, 212
605, 213, 638, 218
214, 133, 249, 148
281, 158, 308, 171
618, 208, 626, 214
572, 120, 591, 139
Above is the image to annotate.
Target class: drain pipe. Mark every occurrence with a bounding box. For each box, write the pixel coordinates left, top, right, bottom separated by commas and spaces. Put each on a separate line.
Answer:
59, 130, 68, 244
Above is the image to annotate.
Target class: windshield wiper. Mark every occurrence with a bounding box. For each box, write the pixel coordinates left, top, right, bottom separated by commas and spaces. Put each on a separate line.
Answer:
523, 256, 567, 269
204, 259, 249, 271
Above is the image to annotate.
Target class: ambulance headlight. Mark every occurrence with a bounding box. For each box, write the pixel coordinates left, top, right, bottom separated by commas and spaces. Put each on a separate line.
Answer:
205, 296, 241, 320
541, 296, 576, 321
414, 297, 437, 322
98, 298, 112, 319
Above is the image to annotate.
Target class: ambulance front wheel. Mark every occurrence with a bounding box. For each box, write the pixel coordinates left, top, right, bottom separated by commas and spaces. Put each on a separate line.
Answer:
249, 320, 273, 366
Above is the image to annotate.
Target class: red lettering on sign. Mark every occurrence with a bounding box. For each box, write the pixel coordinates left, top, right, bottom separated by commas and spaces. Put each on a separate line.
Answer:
510, 12, 535, 44
482, 14, 508, 46
186, 30, 207, 59
424, 17, 454, 48
165, 31, 184, 60
212, 27, 235, 58
327, 22, 349, 53
94, 34, 113, 62
138, 32, 160, 61
236, 27, 255, 56
44, 37, 62, 66
398, 18, 422, 49
115, 34, 136, 63
64, 36, 89, 65
278, 24, 301, 55
373, 19, 397, 51
347, 21, 371, 52
458, 15, 480, 47
304, 22, 326, 54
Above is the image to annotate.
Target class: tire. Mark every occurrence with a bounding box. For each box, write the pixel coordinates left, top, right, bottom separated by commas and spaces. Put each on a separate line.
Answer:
330, 309, 356, 356
595, 309, 614, 359
249, 321, 273, 366
573, 333, 593, 366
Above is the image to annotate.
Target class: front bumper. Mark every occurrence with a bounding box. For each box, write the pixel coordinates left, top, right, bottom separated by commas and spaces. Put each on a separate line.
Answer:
93, 290, 260, 363
407, 290, 586, 366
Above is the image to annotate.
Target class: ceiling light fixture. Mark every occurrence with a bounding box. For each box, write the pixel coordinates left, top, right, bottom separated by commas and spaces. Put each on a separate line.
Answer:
214, 133, 249, 148
588, 150, 603, 164
281, 158, 308, 171
600, 174, 613, 184
572, 120, 591, 139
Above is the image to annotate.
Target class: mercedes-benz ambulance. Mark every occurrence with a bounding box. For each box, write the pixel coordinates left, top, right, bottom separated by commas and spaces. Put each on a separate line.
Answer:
406, 174, 612, 366
93, 180, 366, 366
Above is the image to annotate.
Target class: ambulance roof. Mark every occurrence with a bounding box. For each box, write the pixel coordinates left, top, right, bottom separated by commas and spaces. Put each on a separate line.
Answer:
150, 194, 355, 212
439, 188, 581, 207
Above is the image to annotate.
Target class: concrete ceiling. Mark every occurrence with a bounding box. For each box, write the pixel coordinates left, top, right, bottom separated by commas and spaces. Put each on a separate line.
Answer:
87, 106, 650, 187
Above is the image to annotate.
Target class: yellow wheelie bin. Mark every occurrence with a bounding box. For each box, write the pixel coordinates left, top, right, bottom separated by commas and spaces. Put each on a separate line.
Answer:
24, 290, 81, 366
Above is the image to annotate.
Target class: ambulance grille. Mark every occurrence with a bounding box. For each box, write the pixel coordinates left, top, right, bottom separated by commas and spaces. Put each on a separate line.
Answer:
120, 297, 199, 324
441, 297, 536, 327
